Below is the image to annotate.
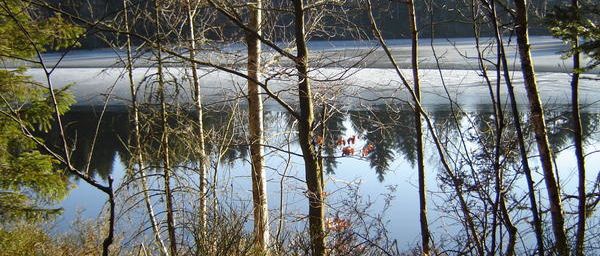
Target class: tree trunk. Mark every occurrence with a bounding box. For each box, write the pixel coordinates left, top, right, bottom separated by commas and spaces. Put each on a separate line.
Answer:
293, 1, 326, 255
571, 1, 586, 255
154, 1, 177, 254
247, 0, 270, 252
484, 0, 543, 254
513, 0, 569, 254
485, 1, 518, 254
185, 0, 208, 242
368, 1, 483, 254
407, 1, 430, 254
123, 0, 169, 254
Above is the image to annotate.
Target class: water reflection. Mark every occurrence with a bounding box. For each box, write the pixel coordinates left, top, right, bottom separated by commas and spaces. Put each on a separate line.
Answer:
43, 109, 130, 180
546, 109, 600, 154
322, 111, 346, 174
45, 103, 600, 253
349, 106, 417, 181
47, 104, 600, 183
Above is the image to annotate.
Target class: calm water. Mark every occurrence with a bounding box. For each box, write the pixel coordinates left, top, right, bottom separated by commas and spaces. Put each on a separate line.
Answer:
47, 103, 600, 251
30, 36, 599, 252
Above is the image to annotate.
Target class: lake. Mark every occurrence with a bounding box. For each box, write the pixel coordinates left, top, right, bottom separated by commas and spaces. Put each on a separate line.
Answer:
26, 36, 600, 253
45, 105, 600, 252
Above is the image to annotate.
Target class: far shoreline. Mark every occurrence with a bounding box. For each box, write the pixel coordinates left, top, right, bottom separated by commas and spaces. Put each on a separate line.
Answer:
4, 36, 598, 74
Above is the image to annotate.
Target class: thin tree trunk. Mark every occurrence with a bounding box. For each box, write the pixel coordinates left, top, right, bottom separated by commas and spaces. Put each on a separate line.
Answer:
407, 1, 430, 254
154, 1, 177, 254
571, 1, 586, 255
247, 0, 270, 251
123, 0, 169, 254
185, 0, 208, 242
276, 129, 293, 246
483, 1, 518, 254
293, 1, 326, 255
102, 177, 115, 256
513, 0, 569, 254
368, 1, 483, 254
468, 4, 502, 253
490, 28, 503, 256
481, 0, 545, 253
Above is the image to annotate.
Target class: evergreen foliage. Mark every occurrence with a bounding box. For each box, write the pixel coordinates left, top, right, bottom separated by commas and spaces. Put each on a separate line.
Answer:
0, 0, 80, 221
547, 0, 600, 69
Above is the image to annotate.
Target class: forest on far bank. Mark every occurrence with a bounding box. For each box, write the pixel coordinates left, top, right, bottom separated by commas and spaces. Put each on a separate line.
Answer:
46, 0, 557, 49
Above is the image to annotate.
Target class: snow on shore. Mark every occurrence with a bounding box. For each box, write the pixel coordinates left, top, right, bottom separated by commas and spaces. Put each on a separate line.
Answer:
16, 36, 599, 110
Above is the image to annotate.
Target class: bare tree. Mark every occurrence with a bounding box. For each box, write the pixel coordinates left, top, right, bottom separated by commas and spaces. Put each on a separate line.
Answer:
514, 0, 569, 254
153, 0, 178, 254
406, 0, 430, 254
292, 1, 326, 254
367, 1, 485, 254
569, 1, 587, 255
475, 0, 544, 254
184, 0, 209, 240
122, 0, 169, 254
247, 0, 270, 252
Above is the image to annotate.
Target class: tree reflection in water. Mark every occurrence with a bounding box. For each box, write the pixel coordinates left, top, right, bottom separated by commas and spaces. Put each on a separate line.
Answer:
45, 102, 600, 253
47, 104, 600, 183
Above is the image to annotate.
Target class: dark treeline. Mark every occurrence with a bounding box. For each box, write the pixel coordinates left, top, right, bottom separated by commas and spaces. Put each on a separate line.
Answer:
50, 0, 556, 49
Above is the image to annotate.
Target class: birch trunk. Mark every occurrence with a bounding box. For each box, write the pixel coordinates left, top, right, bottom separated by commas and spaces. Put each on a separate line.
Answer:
185, 0, 208, 239
154, 1, 177, 254
123, 0, 169, 254
247, 0, 270, 251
